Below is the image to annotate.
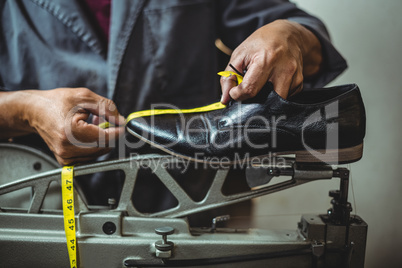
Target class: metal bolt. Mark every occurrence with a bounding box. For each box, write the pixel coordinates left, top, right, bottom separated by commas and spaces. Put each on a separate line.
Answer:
33, 162, 42, 171
154, 227, 174, 259
108, 198, 116, 209
102, 221, 116, 235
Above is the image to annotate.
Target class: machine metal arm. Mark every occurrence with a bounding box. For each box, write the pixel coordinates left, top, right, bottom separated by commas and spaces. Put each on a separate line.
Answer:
1, 153, 350, 221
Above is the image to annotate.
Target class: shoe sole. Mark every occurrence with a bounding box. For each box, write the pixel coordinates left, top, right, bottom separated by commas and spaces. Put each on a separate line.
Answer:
292, 143, 363, 164
127, 128, 363, 165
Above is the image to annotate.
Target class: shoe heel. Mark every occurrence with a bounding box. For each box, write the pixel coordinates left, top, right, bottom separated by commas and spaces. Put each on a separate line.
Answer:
295, 143, 363, 164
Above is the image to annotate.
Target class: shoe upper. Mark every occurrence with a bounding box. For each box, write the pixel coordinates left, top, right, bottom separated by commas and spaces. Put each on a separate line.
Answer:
126, 84, 366, 161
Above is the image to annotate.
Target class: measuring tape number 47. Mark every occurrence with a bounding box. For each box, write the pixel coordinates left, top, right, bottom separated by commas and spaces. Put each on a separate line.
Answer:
62, 166, 78, 268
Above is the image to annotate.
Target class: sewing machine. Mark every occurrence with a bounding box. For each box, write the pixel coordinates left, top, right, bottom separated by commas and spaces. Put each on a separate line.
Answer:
0, 143, 367, 267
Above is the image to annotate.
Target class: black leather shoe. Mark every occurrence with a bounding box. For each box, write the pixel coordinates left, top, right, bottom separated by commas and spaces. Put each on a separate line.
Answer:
126, 84, 366, 164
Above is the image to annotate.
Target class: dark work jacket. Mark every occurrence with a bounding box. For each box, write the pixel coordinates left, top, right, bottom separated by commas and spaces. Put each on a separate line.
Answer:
0, 0, 347, 212
1, 0, 347, 115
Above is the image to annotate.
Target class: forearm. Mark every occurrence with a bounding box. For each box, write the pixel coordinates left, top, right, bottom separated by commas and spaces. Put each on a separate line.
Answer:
0, 91, 36, 139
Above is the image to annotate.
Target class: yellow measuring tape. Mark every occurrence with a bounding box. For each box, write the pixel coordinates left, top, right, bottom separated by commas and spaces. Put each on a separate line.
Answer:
61, 166, 77, 268
98, 102, 226, 129
126, 101, 226, 122
98, 71, 242, 128
217, 70, 243, 84
61, 71, 242, 267
100, 71, 241, 126
124, 71, 242, 122
98, 121, 112, 129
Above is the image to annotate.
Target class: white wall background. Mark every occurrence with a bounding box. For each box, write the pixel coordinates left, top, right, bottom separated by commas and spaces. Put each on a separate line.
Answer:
253, 0, 402, 267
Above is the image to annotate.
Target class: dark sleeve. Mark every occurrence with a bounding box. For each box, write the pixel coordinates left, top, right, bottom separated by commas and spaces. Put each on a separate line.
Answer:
216, 0, 347, 87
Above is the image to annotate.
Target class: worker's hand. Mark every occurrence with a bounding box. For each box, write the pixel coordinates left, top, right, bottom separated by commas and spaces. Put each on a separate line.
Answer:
24, 88, 125, 165
220, 19, 323, 104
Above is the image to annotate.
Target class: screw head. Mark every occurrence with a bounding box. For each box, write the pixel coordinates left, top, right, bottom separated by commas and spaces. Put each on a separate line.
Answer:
102, 221, 117, 235
155, 226, 174, 236
33, 162, 42, 171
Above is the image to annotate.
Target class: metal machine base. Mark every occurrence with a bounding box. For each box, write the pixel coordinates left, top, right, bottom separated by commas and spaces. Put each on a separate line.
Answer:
0, 143, 368, 267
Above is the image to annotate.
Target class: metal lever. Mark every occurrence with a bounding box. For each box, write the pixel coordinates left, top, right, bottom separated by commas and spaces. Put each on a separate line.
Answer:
211, 215, 230, 232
